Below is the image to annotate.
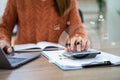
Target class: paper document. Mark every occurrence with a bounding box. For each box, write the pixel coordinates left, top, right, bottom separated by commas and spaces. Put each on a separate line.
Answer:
42, 49, 120, 70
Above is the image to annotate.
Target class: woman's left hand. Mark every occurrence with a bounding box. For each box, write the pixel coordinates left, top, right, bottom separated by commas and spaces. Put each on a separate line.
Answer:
65, 34, 90, 52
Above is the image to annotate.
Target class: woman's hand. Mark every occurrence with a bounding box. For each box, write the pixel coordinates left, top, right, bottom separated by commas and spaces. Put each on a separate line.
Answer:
0, 40, 12, 54
65, 34, 90, 52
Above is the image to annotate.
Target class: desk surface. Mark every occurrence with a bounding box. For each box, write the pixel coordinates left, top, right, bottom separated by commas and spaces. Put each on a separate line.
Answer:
0, 49, 120, 80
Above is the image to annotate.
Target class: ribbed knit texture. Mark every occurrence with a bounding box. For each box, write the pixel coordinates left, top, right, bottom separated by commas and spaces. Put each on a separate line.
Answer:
0, 0, 87, 44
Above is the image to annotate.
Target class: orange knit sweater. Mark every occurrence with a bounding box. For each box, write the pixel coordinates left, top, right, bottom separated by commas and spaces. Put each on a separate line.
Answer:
0, 0, 87, 44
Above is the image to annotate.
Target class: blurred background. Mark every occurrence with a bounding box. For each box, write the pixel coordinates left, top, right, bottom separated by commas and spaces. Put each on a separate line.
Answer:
0, 0, 120, 54
77, 0, 120, 53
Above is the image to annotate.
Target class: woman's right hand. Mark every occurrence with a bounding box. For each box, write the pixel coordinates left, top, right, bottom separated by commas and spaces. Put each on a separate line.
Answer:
0, 40, 12, 54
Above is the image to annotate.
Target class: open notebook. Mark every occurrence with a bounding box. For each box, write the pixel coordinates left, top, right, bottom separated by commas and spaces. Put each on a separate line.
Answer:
13, 41, 65, 52
42, 49, 120, 70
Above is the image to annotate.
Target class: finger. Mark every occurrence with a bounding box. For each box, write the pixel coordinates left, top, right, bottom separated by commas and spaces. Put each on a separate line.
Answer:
65, 38, 71, 52
70, 37, 76, 51
8, 47, 14, 56
76, 41, 81, 52
0, 40, 13, 55
7, 47, 13, 54
84, 41, 88, 50
65, 44, 71, 52
81, 39, 86, 51
84, 40, 90, 50
3, 45, 12, 54
76, 37, 82, 52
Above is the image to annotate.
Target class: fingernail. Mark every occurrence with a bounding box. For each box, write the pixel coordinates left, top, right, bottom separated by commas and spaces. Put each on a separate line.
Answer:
65, 48, 68, 52
77, 48, 81, 52
71, 47, 74, 51
7, 48, 12, 53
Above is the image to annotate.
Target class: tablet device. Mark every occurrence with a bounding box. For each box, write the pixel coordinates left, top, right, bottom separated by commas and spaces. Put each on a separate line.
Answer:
63, 49, 101, 59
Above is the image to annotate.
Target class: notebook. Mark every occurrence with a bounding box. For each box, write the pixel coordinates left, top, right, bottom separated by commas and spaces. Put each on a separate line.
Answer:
13, 41, 65, 52
0, 48, 40, 69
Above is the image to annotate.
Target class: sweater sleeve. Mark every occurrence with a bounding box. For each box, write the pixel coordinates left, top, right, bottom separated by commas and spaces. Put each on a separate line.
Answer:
0, 0, 17, 44
68, 0, 88, 39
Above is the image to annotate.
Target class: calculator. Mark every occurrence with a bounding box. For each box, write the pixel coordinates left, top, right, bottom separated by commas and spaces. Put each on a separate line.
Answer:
63, 49, 101, 59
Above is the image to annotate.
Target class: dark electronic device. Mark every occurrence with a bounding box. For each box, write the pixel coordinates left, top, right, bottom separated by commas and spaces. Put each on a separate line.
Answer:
63, 49, 101, 59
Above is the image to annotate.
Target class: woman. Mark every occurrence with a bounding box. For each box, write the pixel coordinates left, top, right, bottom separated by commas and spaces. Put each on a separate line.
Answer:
0, 0, 89, 54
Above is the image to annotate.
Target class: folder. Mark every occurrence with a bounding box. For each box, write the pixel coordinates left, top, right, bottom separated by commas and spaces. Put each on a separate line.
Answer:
41, 49, 120, 70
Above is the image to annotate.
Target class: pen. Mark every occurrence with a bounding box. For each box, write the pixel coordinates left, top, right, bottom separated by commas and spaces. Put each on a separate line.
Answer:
44, 47, 65, 51
82, 61, 111, 67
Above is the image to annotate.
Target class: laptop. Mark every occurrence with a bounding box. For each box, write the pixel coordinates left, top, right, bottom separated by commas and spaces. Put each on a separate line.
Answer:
0, 48, 40, 69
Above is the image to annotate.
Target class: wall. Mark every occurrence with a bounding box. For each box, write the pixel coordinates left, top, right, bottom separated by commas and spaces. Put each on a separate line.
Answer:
106, 0, 120, 42
77, 0, 120, 49
77, 0, 98, 22
0, 0, 7, 17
